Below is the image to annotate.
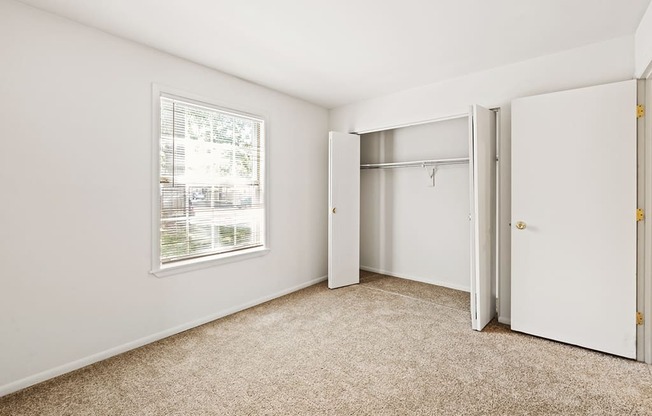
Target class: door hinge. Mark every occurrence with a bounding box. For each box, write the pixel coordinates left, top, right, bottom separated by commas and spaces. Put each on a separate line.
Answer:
637, 311, 644, 326
637, 104, 645, 119
637, 208, 645, 222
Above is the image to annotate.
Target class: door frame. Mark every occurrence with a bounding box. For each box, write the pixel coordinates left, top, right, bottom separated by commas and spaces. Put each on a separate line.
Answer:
637, 80, 646, 362
642, 70, 652, 363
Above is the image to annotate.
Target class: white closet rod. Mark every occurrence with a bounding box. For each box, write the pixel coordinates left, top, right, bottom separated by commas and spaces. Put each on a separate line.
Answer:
360, 157, 469, 170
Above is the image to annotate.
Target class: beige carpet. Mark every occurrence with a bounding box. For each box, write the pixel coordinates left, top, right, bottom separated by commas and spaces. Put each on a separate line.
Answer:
1, 271, 651, 415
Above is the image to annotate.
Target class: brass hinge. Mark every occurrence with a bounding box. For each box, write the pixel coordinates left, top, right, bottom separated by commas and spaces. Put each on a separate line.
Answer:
637, 311, 644, 326
637, 208, 645, 222
637, 104, 645, 119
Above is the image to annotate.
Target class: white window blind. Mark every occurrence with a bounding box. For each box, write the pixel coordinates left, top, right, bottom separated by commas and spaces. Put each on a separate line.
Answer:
159, 96, 265, 264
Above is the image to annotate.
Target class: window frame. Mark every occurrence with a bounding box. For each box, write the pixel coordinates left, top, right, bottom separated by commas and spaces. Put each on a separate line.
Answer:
150, 84, 270, 277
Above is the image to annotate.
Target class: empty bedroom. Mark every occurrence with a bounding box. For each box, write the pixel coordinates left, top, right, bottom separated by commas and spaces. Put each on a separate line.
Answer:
2, 0, 652, 414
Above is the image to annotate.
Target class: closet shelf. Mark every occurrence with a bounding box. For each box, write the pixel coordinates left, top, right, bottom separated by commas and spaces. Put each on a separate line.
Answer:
360, 157, 469, 170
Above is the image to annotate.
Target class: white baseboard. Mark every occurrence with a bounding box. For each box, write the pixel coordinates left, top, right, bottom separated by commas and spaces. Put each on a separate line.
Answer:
498, 316, 511, 325
360, 265, 470, 293
0, 275, 327, 398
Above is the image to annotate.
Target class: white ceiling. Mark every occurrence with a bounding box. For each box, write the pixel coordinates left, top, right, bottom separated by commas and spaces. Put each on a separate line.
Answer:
17, 0, 652, 108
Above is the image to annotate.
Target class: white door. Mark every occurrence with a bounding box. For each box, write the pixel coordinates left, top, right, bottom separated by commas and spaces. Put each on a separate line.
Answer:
469, 105, 497, 331
328, 131, 360, 289
511, 80, 637, 358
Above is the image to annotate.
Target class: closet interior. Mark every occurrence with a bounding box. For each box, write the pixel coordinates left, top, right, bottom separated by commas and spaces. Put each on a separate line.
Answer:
359, 118, 472, 293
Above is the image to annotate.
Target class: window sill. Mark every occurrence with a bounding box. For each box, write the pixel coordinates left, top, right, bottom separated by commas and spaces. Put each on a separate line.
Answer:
151, 246, 270, 278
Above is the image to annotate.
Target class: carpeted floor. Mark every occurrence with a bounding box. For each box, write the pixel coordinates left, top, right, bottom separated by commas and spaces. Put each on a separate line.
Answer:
1, 271, 651, 415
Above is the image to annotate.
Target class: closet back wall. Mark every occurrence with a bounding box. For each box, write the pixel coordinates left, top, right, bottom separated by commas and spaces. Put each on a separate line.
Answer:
360, 118, 470, 291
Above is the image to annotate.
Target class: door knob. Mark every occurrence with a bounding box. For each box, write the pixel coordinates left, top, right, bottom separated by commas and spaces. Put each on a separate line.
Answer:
515, 221, 527, 230
332, 207, 337, 214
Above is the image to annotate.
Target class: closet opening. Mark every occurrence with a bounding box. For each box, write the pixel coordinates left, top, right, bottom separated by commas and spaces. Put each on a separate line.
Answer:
328, 106, 498, 331
359, 118, 471, 293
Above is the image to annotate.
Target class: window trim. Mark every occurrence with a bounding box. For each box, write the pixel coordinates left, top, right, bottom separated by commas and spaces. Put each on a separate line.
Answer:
150, 84, 270, 277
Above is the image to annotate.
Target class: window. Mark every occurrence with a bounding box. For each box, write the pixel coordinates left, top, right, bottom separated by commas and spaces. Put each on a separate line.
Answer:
154, 92, 266, 272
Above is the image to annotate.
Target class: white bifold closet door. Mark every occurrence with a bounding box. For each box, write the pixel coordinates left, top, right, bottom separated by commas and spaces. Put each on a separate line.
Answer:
469, 105, 497, 331
328, 131, 360, 289
511, 80, 637, 358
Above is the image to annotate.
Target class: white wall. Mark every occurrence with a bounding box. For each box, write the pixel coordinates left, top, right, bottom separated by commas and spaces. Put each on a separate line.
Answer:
0, 0, 328, 395
636, 1, 652, 77
360, 119, 471, 291
330, 35, 636, 324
